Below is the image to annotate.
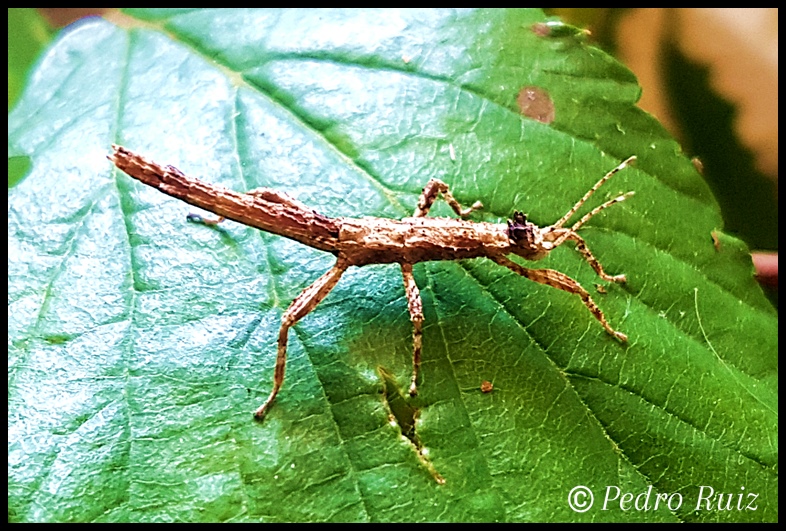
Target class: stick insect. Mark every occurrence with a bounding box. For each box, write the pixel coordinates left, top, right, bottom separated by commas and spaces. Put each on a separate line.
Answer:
108, 145, 635, 421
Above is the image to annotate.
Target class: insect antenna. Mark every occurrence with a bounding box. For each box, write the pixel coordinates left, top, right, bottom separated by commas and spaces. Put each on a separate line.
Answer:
552, 156, 636, 229
569, 190, 635, 232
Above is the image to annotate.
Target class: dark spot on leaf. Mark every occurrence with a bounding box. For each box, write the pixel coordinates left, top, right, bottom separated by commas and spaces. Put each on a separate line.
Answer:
378, 366, 418, 439
378, 366, 445, 484
517, 86, 555, 124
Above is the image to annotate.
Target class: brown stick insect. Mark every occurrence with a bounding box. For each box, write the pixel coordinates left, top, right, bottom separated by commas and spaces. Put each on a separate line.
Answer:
108, 145, 635, 421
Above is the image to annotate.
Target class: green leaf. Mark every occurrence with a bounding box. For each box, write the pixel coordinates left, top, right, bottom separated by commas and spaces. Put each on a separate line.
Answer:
7, 8, 54, 113
8, 9, 776, 522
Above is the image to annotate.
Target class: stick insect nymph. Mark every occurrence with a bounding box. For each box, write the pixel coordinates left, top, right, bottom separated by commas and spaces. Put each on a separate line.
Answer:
109, 145, 636, 421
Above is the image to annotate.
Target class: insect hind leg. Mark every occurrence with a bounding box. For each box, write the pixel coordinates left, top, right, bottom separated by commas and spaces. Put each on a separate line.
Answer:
414, 179, 483, 218
401, 263, 424, 396
254, 257, 349, 421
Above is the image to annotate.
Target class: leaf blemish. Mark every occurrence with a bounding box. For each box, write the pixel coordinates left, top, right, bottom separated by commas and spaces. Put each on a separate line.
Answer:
517, 86, 555, 124
530, 22, 552, 38
378, 366, 445, 485
530, 20, 591, 40
711, 231, 722, 252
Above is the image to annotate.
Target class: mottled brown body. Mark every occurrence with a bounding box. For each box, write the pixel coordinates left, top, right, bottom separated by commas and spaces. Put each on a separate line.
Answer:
109, 145, 340, 252
108, 145, 635, 425
338, 217, 512, 265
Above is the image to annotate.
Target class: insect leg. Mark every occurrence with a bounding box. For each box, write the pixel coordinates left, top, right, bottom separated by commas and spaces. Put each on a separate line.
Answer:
401, 263, 425, 396
490, 254, 628, 342
552, 231, 627, 283
414, 179, 483, 218
254, 257, 349, 421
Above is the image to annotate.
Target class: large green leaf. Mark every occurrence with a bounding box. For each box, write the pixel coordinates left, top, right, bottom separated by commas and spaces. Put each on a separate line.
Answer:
8, 9, 777, 522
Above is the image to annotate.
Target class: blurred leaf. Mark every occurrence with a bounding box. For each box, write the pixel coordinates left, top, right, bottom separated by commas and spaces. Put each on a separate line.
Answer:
8, 8, 776, 522
8, 154, 32, 187
8, 8, 53, 111
662, 39, 778, 252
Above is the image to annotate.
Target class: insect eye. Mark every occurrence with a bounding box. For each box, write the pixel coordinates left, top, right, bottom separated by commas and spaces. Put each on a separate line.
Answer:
507, 211, 532, 243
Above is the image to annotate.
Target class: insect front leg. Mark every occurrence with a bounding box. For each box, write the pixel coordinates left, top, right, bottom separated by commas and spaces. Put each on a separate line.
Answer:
489, 254, 628, 342
549, 230, 626, 283
414, 179, 483, 218
400, 263, 425, 396
254, 257, 349, 421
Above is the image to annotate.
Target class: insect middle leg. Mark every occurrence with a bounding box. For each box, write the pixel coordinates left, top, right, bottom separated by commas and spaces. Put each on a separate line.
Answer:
414, 179, 483, 217
401, 263, 425, 396
489, 254, 628, 342
254, 257, 349, 421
